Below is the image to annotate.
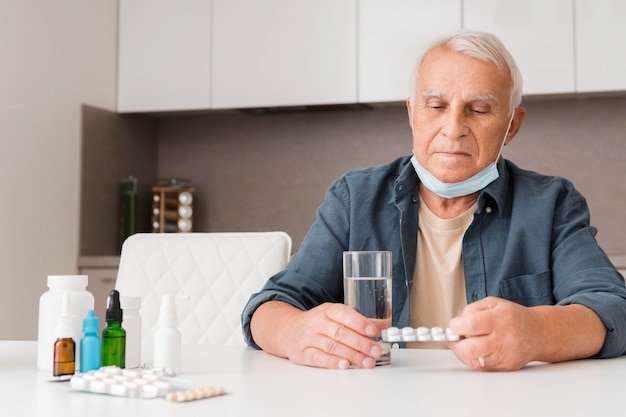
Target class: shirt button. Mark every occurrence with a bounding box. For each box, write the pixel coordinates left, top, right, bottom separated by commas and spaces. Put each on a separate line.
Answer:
485, 207, 493, 214
397, 184, 404, 191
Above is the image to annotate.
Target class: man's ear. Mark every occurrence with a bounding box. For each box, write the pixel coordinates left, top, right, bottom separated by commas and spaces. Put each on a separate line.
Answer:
505, 107, 526, 145
406, 98, 414, 132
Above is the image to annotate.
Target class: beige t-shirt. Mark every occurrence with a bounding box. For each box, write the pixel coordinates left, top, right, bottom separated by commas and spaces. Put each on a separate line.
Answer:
407, 197, 477, 349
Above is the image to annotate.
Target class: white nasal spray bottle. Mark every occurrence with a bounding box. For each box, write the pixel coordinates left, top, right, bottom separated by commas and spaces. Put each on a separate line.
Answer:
153, 294, 189, 375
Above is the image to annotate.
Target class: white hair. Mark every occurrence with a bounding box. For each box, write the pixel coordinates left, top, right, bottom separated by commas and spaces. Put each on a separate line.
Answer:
409, 30, 523, 115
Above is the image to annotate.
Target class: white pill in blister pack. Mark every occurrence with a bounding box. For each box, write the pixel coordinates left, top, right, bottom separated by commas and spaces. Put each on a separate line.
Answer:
70, 366, 174, 399
69, 366, 226, 402
382, 326, 461, 343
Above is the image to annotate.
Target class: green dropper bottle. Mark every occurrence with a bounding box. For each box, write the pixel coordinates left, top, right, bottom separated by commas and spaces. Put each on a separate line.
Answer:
102, 289, 126, 368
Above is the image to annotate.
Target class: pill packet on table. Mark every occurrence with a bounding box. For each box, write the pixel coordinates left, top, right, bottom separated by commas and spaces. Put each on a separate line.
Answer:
381, 326, 461, 343
70, 366, 225, 401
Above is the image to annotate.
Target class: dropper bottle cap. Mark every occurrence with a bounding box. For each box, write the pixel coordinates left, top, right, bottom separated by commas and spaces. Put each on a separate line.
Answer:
83, 309, 100, 333
105, 290, 123, 323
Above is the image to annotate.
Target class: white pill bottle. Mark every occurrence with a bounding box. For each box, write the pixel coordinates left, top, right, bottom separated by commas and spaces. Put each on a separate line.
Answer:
37, 275, 94, 372
153, 295, 187, 375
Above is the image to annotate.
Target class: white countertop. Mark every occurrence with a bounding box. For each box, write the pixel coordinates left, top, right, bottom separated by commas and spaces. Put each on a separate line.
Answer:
2, 340, 625, 417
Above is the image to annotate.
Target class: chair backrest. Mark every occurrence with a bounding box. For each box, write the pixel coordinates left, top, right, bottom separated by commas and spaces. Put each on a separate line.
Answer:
115, 232, 291, 361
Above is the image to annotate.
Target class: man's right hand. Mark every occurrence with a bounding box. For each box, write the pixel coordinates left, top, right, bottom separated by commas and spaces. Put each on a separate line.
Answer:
250, 301, 383, 369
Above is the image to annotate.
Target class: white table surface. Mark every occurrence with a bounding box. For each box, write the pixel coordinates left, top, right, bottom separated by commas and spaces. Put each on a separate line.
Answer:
1, 340, 624, 417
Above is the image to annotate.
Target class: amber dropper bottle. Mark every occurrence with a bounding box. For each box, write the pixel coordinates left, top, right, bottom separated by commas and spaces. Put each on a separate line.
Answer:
101, 289, 126, 368
53, 292, 76, 377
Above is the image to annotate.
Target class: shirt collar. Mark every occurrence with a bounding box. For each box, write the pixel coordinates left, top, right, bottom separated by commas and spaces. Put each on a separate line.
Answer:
477, 158, 510, 215
394, 156, 420, 197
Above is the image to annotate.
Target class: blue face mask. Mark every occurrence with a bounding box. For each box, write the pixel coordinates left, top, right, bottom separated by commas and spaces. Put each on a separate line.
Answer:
410, 113, 514, 199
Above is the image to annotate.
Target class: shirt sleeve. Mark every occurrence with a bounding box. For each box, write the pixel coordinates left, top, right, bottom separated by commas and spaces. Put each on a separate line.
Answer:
241, 177, 351, 349
549, 180, 626, 358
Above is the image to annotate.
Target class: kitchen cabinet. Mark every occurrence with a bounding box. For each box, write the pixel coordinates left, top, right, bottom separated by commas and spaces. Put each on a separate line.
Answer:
463, 0, 575, 95
116, 0, 626, 113
118, 0, 356, 112
358, 0, 461, 103
117, 0, 212, 113
575, 0, 626, 92
211, 0, 357, 109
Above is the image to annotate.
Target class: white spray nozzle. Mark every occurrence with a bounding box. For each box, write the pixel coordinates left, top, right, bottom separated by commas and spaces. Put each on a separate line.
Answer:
55, 292, 76, 338
158, 294, 190, 327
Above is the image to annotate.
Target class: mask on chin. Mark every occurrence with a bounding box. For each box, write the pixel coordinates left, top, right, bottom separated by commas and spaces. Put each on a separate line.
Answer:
410, 155, 499, 199
410, 112, 514, 199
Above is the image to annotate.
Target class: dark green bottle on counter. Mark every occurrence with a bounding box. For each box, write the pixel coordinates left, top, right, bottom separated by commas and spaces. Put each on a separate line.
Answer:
102, 289, 126, 368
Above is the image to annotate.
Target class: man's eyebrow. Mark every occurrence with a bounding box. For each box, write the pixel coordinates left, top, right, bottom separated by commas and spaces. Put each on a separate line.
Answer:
468, 93, 498, 103
420, 91, 499, 103
421, 89, 443, 99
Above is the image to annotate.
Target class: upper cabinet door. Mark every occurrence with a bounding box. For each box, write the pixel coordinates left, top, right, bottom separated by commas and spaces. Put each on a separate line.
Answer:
575, 0, 626, 93
117, 0, 212, 113
211, 0, 357, 109
463, 0, 575, 96
358, 0, 461, 103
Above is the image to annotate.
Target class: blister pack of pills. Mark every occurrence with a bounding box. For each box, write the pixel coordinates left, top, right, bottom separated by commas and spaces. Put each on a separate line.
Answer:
69, 366, 225, 402
165, 386, 226, 402
381, 326, 461, 343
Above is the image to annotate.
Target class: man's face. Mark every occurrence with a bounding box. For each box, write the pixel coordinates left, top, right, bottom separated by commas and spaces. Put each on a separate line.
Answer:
407, 47, 515, 184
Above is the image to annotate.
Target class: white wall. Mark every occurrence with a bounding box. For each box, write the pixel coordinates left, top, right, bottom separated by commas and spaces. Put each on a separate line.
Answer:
0, 0, 117, 339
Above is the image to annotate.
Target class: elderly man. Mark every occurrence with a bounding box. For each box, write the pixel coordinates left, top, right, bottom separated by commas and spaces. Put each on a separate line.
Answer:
242, 30, 626, 371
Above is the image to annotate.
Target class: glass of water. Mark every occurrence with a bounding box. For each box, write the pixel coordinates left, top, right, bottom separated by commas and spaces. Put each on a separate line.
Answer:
343, 251, 392, 366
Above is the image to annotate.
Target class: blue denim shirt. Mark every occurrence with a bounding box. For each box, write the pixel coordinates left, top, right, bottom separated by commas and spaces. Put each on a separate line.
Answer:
242, 155, 626, 358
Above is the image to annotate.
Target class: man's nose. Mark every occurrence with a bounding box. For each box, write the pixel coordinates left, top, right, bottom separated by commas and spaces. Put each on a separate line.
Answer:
441, 109, 469, 139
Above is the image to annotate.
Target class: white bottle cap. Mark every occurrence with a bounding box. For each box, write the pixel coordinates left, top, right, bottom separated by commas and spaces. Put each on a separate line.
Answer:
48, 275, 88, 288
55, 293, 77, 338
158, 295, 189, 327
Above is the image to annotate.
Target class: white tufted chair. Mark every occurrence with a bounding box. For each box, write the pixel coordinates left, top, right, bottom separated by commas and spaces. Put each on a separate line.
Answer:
114, 231, 291, 362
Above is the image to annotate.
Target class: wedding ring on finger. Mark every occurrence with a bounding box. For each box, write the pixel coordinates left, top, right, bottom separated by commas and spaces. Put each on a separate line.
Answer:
478, 356, 486, 368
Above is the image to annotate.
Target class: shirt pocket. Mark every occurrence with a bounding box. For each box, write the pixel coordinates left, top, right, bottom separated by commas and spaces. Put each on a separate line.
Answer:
498, 270, 555, 306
